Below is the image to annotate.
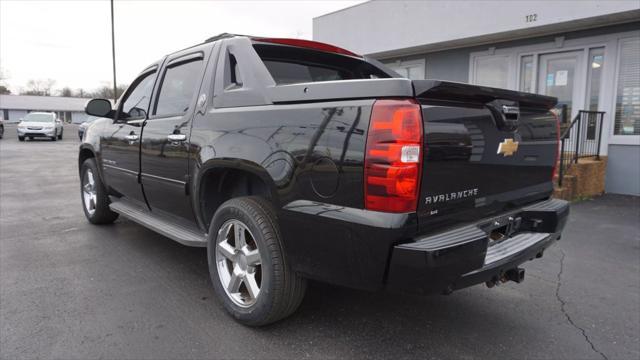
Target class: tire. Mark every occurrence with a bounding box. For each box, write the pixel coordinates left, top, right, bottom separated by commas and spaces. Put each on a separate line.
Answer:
58, 129, 63, 140
51, 131, 57, 141
18, 136, 25, 142
80, 158, 118, 224
208, 196, 306, 326
0, 126, 4, 139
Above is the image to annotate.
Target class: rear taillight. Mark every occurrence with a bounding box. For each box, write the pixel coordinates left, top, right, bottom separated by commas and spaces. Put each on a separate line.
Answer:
364, 99, 423, 213
552, 112, 561, 181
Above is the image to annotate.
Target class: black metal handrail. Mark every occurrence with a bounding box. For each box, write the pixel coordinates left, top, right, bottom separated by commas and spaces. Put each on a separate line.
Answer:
557, 110, 605, 187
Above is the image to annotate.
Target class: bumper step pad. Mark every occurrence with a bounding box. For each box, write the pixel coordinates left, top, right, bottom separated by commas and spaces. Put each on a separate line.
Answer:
484, 232, 549, 265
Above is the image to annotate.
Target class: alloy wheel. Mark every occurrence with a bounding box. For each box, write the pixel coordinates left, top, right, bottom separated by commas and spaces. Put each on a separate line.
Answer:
215, 220, 263, 307
82, 168, 97, 216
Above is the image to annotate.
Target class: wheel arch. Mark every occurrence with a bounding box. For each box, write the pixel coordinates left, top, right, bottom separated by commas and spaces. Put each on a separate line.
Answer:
195, 159, 281, 230
78, 144, 105, 181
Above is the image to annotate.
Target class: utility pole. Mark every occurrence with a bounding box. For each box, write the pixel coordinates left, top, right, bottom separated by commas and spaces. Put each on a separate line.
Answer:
110, 0, 117, 102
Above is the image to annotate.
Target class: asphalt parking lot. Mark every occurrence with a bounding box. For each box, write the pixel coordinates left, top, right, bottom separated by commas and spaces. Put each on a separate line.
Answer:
1, 122, 639, 360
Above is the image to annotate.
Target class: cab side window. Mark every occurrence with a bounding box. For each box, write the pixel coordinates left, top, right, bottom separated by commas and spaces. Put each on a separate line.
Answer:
153, 59, 203, 117
120, 71, 156, 120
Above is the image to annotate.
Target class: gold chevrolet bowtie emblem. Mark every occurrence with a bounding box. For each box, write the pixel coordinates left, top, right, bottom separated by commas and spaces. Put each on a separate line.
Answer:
497, 138, 519, 157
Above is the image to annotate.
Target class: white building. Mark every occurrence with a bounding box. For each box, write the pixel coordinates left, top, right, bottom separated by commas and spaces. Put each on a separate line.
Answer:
314, 0, 640, 195
0, 94, 90, 123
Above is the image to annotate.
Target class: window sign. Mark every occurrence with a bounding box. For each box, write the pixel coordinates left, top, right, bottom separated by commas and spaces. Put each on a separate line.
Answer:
555, 70, 568, 86
546, 73, 554, 86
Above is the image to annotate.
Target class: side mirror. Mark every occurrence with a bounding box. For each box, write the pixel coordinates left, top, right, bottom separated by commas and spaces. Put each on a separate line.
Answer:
85, 99, 113, 117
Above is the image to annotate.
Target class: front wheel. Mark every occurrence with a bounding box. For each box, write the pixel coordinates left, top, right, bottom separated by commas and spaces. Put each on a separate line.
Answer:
58, 130, 63, 140
208, 197, 306, 326
80, 158, 118, 224
51, 131, 57, 141
18, 136, 25, 142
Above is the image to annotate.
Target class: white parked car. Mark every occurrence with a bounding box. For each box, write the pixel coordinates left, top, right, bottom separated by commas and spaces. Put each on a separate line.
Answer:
17, 112, 64, 141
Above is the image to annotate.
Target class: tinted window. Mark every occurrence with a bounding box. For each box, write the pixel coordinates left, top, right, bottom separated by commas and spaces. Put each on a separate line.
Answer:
263, 61, 343, 84
224, 53, 242, 89
254, 44, 390, 85
121, 71, 156, 119
154, 59, 203, 116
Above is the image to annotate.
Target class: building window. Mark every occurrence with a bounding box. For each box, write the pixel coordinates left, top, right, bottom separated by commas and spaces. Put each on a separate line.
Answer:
519, 55, 534, 93
473, 55, 509, 88
586, 48, 605, 112
585, 48, 605, 140
2, 109, 8, 121
385, 60, 425, 80
614, 37, 640, 136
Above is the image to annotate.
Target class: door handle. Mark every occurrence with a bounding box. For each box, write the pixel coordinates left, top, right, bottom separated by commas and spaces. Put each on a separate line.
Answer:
125, 134, 139, 141
167, 134, 187, 142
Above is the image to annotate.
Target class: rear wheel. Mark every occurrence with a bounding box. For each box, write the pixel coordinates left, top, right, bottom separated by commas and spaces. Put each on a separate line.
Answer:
208, 196, 306, 326
80, 158, 118, 224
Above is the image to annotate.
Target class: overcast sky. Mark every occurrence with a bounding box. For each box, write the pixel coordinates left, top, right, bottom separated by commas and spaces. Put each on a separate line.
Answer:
0, 0, 364, 94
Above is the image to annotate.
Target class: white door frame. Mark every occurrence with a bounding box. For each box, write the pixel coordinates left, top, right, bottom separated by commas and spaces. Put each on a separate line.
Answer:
537, 50, 586, 120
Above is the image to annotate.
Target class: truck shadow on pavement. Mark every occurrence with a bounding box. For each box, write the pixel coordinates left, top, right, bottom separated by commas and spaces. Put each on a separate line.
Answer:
110, 217, 559, 359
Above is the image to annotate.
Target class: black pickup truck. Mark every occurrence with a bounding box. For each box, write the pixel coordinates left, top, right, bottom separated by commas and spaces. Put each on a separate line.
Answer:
79, 34, 569, 326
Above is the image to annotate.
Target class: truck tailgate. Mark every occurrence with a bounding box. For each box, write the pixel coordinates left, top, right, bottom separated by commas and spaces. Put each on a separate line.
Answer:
413, 80, 559, 232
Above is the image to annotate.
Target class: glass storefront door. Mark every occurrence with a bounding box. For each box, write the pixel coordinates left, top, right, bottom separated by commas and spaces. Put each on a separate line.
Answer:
537, 51, 585, 121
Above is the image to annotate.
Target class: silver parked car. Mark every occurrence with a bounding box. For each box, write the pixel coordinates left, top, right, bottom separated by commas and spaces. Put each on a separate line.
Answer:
17, 112, 64, 141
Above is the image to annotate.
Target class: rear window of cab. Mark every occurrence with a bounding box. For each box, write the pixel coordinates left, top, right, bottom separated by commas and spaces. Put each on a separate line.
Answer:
253, 44, 390, 85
